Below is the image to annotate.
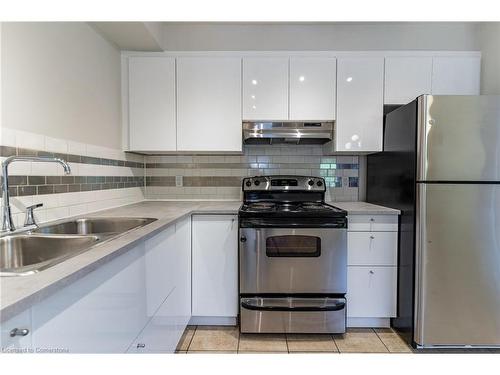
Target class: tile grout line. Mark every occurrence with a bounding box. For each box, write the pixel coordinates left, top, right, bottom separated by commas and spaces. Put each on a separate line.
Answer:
330, 334, 340, 353
186, 325, 197, 352
372, 328, 391, 353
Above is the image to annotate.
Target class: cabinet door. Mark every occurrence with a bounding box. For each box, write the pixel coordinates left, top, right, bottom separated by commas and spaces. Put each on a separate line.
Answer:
177, 57, 242, 152
289, 57, 336, 120
336, 57, 384, 152
347, 266, 397, 318
243, 57, 289, 120
128, 57, 176, 151
0, 309, 32, 352
129, 217, 191, 353
347, 231, 398, 266
384, 57, 432, 104
431, 56, 481, 95
32, 245, 147, 353
144, 224, 176, 317
174, 216, 192, 327
192, 215, 238, 317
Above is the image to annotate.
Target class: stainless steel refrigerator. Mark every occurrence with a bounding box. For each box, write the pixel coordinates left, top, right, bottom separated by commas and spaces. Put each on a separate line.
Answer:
367, 95, 500, 349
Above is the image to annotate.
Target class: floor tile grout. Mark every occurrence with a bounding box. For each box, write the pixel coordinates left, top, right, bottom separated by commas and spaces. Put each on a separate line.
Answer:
186, 325, 197, 352
373, 328, 391, 353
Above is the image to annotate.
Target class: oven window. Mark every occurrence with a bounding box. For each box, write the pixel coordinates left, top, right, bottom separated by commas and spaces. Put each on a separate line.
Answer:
266, 236, 321, 257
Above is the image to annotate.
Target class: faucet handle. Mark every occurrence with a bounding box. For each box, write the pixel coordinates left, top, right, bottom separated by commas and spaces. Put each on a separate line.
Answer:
24, 203, 43, 227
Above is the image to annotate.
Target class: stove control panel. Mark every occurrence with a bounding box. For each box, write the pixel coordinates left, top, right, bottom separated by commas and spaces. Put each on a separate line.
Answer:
242, 176, 326, 192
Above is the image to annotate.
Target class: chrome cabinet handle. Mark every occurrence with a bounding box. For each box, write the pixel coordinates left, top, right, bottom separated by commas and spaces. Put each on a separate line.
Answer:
370, 235, 375, 239
10, 328, 30, 337
370, 218, 375, 222
240, 235, 247, 243
369, 270, 375, 275
136, 343, 145, 349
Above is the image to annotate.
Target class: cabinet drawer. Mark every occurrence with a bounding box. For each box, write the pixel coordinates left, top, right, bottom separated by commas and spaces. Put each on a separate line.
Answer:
348, 215, 398, 232
0, 309, 32, 352
347, 266, 397, 318
348, 231, 398, 266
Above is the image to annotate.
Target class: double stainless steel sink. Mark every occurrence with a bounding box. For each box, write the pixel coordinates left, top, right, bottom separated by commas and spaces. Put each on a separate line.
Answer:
0, 217, 157, 276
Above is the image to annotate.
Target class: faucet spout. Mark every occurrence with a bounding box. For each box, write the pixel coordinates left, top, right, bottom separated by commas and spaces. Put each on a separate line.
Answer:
1, 156, 72, 232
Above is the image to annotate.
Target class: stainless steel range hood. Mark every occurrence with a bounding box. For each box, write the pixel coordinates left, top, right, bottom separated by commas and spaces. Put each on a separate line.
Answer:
243, 121, 334, 145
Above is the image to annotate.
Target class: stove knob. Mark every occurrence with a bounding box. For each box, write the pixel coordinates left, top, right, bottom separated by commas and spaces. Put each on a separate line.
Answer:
316, 180, 323, 187
308, 179, 314, 186
245, 180, 252, 187
254, 180, 260, 186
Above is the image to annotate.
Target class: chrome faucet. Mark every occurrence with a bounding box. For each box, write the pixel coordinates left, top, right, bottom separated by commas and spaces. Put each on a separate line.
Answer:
1, 156, 71, 232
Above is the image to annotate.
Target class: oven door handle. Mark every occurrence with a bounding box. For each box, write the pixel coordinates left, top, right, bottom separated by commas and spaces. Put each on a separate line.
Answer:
241, 298, 346, 312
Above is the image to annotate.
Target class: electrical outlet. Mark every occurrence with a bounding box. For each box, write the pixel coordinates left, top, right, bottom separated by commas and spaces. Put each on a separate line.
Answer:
175, 175, 183, 187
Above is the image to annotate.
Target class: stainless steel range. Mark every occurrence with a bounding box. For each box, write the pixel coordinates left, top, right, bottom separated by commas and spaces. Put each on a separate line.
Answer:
238, 175, 348, 334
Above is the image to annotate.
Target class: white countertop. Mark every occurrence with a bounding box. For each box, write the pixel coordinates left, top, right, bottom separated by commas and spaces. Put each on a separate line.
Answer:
331, 201, 400, 215
0, 199, 397, 322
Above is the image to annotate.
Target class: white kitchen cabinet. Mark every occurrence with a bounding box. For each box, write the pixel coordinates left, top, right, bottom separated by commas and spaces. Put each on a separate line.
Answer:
192, 215, 238, 319
32, 244, 148, 353
173, 216, 192, 327
176, 57, 242, 152
0, 309, 32, 352
129, 217, 191, 353
348, 214, 398, 232
348, 231, 398, 266
346, 214, 398, 324
144, 224, 176, 316
336, 57, 384, 152
289, 57, 336, 120
431, 56, 481, 95
128, 57, 176, 152
347, 266, 397, 318
30, 219, 192, 354
384, 57, 433, 104
243, 57, 289, 120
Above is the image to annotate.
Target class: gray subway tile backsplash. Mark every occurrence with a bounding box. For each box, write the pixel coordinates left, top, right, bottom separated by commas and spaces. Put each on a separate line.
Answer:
144, 145, 361, 202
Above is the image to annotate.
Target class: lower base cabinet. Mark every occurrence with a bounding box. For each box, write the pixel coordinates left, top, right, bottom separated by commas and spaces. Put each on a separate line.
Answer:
22, 217, 192, 353
347, 266, 397, 318
32, 245, 148, 353
129, 217, 192, 353
191, 215, 238, 320
346, 214, 399, 326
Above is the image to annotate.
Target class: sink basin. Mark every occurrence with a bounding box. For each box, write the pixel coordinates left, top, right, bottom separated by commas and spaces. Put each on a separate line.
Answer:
0, 234, 100, 276
1, 217, 157, 276
33, 217, 157, 236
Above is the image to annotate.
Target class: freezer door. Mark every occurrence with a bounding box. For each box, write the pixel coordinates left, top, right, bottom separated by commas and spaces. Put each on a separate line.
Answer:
415, 183, 500, 346
417, 95, 500, 182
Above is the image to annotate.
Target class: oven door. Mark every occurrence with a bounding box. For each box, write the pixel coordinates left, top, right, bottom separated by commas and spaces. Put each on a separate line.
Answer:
240, 296, 346, 333
239, 227, 347, 294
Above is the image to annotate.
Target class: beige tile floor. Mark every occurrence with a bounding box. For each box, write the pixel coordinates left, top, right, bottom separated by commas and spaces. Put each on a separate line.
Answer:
175, 326, 410, 354
176, 326, 500, 354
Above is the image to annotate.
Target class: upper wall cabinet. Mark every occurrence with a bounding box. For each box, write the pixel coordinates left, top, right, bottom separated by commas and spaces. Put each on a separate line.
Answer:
384, 57, 433, 105
177, 57, 242, 152
336, 57, 384, 152
431, 56, 481, 95
289, 57, 337, 121
242, 57, 289, 121
128, 57, 176, 152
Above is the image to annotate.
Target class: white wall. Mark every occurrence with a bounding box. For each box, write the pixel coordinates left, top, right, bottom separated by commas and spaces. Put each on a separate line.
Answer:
160, 22, 478, 51
477, 22, 500, 95
1, 22, 122, 149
